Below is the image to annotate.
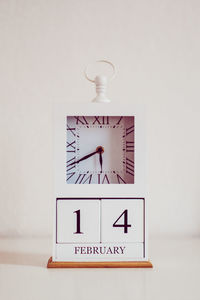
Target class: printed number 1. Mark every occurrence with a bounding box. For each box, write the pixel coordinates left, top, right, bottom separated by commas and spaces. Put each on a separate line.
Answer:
73, 209, 83, 234
113, 209, 132, 233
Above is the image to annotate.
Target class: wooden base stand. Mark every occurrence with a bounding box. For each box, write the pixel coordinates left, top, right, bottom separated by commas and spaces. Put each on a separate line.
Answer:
47, 257, 153, 268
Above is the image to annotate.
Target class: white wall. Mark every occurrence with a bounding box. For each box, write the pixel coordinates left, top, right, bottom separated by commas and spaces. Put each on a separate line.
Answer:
0, 0, 200, 237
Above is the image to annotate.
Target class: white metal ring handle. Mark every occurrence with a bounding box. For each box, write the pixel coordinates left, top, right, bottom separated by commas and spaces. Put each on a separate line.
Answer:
84, 60, 116, 83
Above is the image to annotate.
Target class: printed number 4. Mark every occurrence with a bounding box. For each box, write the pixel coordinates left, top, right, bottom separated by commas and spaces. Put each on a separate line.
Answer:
113, 209, 132, 233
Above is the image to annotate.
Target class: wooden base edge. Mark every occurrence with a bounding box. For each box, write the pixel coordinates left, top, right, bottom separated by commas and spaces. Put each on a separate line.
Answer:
47, 257, 153, 268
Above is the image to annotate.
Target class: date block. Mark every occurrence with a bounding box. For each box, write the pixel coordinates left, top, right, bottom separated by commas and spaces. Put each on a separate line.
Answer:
101, 199, 144, 243
57, 199, 100, 243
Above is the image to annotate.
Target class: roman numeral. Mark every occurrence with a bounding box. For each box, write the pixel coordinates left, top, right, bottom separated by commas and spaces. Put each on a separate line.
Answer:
67, 125, 76, 136
116, 174, 126, 184
67, 141, 76, 153
93, 116, 109, 125
98, 174, 110, 184
126, 158, 134, 176
113, 116, 123, 128
126, 141, 134, 152
93, 116, 101, 124
116, 116, 123, 125
74, 116, 89, 125
66, 157, 76, 181
123, 125, 134, 137
67, 157, 75, 171
75, 174, 92, 184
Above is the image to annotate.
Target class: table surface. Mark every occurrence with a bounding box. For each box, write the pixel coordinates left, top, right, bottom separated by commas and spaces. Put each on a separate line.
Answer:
0, 237, 199, 300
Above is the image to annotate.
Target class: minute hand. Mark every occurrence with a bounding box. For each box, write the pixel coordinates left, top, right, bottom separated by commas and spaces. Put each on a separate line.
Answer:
68, 150, 98, 167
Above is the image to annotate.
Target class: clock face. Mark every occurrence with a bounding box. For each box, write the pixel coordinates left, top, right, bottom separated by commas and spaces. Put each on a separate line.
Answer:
66, 116, 134, 184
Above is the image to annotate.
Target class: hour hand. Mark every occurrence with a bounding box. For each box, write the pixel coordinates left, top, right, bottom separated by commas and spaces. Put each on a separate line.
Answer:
96, 146, 104, 173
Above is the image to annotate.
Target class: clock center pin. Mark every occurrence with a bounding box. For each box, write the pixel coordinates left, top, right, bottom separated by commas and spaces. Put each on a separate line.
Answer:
96, 146, 104, 153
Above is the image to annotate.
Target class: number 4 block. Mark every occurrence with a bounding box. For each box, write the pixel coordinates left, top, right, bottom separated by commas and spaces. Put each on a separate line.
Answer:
101, 199, 144, 243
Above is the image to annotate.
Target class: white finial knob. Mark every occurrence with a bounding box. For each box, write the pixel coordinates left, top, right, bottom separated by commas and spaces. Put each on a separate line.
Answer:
84, 60, 116, 103
92, 75, 111, 103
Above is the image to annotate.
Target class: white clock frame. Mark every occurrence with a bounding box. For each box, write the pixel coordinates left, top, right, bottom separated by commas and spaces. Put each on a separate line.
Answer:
54, 103, 145, 197
49, 102, 151, 267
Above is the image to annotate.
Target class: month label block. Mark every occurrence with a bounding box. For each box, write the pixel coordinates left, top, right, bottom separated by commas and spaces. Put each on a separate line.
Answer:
55, 243, 144, 261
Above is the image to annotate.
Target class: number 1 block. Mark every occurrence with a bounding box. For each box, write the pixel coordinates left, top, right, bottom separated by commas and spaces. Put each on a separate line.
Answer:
57, 199, 100, 243
101, 199, 144, 243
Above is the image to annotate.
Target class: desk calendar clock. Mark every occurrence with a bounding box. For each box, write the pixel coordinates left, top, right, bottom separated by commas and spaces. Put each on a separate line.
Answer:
47, 60, 153, 268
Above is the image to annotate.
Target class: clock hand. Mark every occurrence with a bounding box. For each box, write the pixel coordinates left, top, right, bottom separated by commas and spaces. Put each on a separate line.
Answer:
99, 152, 103, 173
68, 150, 98, 167
96, 146, 104, 173
68, 146, 105, 167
